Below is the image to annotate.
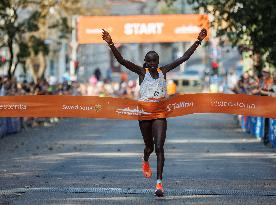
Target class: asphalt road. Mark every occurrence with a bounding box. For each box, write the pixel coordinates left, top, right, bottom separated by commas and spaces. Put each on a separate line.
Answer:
1, 114, 276, 205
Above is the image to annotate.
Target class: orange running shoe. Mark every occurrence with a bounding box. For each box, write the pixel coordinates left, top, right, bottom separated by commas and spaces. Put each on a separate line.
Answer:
154, 182, 164, 197
142, 161, 152, 178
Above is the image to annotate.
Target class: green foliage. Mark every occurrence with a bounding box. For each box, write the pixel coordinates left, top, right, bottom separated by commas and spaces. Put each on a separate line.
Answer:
25, 11, 40, 32
0, 0, 44, 77
0, 0, 64, 77
162, 0, 177, 7
17, 42, 30, 60
268, 43, 276, 66
159, 1, 178, 14
59, 17, 71, 39
48, 17, 71, 39
188, 0, 276, 69
29, 35, 49, 55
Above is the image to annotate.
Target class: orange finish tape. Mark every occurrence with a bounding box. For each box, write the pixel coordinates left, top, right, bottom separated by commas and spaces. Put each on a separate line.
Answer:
0, 94, 275, 120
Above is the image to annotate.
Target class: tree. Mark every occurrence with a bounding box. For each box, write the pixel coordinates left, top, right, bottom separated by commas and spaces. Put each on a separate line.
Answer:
0, 0, 42, 78
1, 0, 108, 81
187, 0, 276, 71
28, 0, 109, 82
157, 0, 177, 7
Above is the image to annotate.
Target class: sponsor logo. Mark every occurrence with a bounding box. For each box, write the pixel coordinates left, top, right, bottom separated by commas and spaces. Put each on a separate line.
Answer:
174, 25, 201, 34
167, 101, 194, 112
62, 104, 102, 112
211, 101, 256, 109
116, 106, 151, 116
0, 104, 27, 110
86, 28, 102, 34
86, 27, 112, 34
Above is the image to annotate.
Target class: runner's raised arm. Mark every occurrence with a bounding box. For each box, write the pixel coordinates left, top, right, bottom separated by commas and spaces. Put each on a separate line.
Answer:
161, 28, 207, 73
102, 29, 143, 75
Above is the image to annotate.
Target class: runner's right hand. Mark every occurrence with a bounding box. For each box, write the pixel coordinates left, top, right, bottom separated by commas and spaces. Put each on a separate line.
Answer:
102, 29, 113, 44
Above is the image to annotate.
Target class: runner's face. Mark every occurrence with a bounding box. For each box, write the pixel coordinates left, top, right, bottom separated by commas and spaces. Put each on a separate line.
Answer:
145, 54, 159, 69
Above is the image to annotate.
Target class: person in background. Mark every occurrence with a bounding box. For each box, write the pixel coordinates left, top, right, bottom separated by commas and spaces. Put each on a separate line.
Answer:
247, 69, 260, 95
232, 72, 249, 94
94, 68, 102, 81
167, 80, 177, 95
259, 67, 273, 96
272, 72, 276, 97
259, 67, 274, 144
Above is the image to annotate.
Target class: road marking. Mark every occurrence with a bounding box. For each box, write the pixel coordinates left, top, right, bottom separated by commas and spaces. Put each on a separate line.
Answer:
1, 187, 276, 196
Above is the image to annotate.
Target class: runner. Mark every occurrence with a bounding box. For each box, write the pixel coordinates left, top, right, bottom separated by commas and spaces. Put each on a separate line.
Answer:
102, 28, 207, 197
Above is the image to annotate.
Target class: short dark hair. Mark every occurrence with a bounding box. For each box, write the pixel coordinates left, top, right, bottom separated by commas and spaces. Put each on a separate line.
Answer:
144, 51, 159, 61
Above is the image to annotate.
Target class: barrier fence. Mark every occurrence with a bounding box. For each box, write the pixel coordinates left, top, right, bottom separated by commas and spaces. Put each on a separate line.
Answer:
0, 117, 21, 138
1, 116, 276, 148
240, 116, 276, 148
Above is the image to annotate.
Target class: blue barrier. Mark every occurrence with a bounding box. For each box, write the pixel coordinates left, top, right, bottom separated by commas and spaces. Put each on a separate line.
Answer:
240, 116, 246, 131
6, 118, 21, 134
240, 116, 250, 132
250, 117, 264, 139
0, 118, 7, 138
249, 117, 256, 136
269, 119, 276, 148
245, 116, 251, 133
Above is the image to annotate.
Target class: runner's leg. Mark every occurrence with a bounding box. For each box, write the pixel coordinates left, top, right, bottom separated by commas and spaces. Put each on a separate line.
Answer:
152, 118, 167, 180
139, 120, 154, 161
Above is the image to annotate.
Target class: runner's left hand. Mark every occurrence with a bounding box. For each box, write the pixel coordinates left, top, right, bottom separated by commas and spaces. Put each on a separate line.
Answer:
197, 28, 207, 41
102, 29, 113, 44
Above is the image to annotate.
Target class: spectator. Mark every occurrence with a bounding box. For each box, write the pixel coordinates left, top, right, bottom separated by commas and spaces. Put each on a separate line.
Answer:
259, 67, 273, 145
94, 68, 102, 81
232, 72, 249, 94
259, 67, 273, 96
272, 72, 276, 97
247, 69, 259, 95
167, 80, 177, 95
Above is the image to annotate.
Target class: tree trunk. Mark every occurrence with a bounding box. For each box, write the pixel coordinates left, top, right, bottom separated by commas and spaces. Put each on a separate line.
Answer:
27, 52, 46, 83
11, 61, 20, 76
7, 39, 14, 79
37, 52, 46, 80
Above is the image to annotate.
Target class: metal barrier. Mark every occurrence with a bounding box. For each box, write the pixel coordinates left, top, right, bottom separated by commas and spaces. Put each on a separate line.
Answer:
269, 119, 276, 148
245, 116, 251, 133
250, 117, 264, 139
240, 116, 276, 149
6, 118, 21, 134
0, 118, 7, 138
0, 118, 21, 137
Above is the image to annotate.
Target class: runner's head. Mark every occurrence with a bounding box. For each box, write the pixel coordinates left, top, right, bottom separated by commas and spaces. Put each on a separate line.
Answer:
144, 51, 159, 70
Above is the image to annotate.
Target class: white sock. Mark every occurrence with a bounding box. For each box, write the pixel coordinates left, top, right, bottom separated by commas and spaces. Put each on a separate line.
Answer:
157, 179, 162, 184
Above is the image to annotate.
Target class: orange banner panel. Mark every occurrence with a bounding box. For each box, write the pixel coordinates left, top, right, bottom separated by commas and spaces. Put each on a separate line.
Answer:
77, 14, 210, 44
0, 94, 275, 120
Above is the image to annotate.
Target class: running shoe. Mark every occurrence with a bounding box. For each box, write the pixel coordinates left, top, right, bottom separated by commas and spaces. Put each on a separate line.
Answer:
154, 182, 164, 197
142, 160, 152, 178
